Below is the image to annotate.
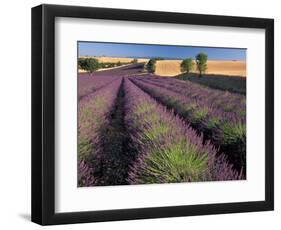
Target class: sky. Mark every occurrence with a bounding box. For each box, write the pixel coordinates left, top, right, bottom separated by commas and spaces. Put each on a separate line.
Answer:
78, 41, 246, 61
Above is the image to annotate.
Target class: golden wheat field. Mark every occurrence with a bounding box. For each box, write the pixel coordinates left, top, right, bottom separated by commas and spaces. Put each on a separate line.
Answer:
155, 60, 246, 77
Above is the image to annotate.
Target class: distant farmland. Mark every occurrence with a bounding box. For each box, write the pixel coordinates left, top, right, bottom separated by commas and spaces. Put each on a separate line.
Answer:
79, 56, 149, 63
155, 60, 246, 77
79, 57, 246, 77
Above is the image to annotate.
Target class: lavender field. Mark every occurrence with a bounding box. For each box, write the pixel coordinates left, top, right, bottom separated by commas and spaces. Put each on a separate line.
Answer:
78, 63, 246, 187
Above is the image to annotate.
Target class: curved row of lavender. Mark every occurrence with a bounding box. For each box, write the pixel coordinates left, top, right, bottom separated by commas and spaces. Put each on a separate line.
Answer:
124, 78, 241, 184
131, 77, 246, 172
78, 75, 117, 100
78, 63, 143, 100
78, 63, 144, 100
78, 77, 122, 186
137, 75, 245, 117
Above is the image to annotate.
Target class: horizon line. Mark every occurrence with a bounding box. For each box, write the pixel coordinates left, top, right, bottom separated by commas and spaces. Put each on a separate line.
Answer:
78, 55, 246, 61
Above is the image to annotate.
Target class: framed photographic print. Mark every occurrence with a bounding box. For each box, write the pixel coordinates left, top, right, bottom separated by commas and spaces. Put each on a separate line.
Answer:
31, 4, 274, 225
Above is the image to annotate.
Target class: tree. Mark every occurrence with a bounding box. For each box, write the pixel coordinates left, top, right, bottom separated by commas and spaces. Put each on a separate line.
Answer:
116, 61, 122, 66
180, 58, 194, 74
78, 58, 86, 69
80, 58, 99, 75
146, 58, 157, 73
131, 58, 138, 63
196, 53, 208, 77
108, 63, 115, 68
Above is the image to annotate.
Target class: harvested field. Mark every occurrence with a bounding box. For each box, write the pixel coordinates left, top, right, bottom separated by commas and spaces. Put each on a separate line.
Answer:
155, 60, 246, 77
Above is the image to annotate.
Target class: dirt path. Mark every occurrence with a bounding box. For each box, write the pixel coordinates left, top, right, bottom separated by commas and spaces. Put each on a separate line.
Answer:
90, 78, 136, 185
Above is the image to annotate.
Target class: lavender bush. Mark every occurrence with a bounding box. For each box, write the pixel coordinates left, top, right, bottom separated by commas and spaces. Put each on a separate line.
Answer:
78, 77, 122, 186
131, 77, 246, 172
78, 160, 96, 187
78, 63, 146, 100
124, 78, 241, 184
138, 76, 246, 117
78, 74, 117, 100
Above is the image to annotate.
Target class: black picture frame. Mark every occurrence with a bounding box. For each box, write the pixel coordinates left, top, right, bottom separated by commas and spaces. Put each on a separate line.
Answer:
31, 4, 274, 225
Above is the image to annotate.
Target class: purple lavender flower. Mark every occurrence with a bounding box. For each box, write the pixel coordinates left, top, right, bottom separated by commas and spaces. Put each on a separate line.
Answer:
130, 76, 246, 172
123, 78, 241, 184
78, 77, 122, 186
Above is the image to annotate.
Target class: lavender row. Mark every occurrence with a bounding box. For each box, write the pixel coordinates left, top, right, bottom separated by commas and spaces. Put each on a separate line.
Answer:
78, 78, 123, 186
131, 78, 246, 172
124, 78, 241, 184
78, 63, 145, 99
137, 75, 246, 118
78, 74, 118, 99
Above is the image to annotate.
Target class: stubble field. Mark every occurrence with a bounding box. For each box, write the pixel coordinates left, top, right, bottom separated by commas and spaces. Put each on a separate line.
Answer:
155, 60, 246, 77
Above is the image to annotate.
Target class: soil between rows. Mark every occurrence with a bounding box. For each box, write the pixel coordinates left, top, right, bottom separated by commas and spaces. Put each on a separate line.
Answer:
90, 78, 137, 185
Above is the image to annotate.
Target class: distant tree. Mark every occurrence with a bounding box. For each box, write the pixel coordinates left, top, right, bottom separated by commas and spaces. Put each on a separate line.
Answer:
146, 58, 157, 73
131, 58, 138, 63
195, 53, 208, 77
80, 58, 99, 75
180, 58, 194, 74
116, 61, 122, 66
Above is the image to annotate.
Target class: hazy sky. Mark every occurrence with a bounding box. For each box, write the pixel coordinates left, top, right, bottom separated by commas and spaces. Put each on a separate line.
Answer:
78, 41, 246, 61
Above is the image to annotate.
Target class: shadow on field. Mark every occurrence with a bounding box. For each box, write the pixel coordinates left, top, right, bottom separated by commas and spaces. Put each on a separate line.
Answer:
175, 73, 246, 95
121, 63, 144, 71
